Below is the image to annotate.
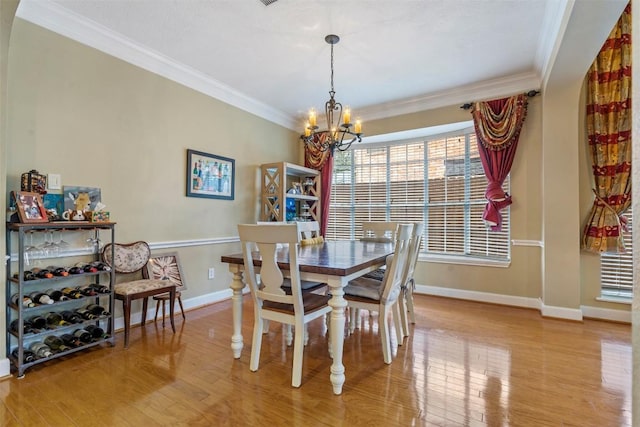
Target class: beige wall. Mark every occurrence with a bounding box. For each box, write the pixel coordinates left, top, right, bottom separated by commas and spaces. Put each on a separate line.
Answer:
5, 19, 300, 320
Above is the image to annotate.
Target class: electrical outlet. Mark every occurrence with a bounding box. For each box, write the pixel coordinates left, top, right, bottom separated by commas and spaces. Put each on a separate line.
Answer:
208, 267, 215, 279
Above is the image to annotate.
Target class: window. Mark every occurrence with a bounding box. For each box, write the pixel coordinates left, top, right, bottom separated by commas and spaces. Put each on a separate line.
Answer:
600, 206, 633, 300
327, 128, 510, 263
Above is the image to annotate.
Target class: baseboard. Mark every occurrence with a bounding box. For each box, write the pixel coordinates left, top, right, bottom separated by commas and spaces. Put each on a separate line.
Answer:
415, 285, 630, 323
0, 358, 10, 378
415, 284, 541, 310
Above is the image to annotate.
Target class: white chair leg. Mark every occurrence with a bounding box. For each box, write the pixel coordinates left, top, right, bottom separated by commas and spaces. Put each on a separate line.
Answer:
379, 306, 392, 364
349, 307, 357, 333
398, 290, 410, 337
407, 284, 416, 324
262, 319, 270, 334
285, 324, 293, 346
291, 319, 305, 387
303, 324, 309, 346
392, 302, 404, 346
250, 316, 263, 372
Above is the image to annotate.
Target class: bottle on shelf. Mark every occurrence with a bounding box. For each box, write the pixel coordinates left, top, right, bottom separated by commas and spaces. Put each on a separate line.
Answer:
74, 308, 98, 320
26, 315, 47, 330
45, 288, 67, 302
44, 335, 70, 353
78, 285, 97, 297
84, 325, 109, 340
28, 291, 54, 305
60, 310, 83, 324
11, 348, 36, 363
90, 261, 111, 272
76, 262, 98, 273
11, 293, 35, 308
12, 271, 35, 281
30, 268, 53, 279
67, 266, 84, 275
47, 266, 69, 277
88, 283, 110, 294
86, 304, 110, 316
29, 342, 53, 358
60, 333, 83, 348
73, 328, 93, 344
61, 287, 83, 299
45, 312, 69, 327
10, 319, 36, 335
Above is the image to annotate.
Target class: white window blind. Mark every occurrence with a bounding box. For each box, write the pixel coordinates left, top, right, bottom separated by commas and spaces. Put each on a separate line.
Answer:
600, 206, 633, 299
327, 129, 511, 262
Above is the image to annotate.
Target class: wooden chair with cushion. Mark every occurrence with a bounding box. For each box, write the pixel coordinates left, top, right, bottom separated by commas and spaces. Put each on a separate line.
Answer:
361, 221, 401, 243
238, 223, 332, 387
102, 241, 176, 348
344, 223, 413, 364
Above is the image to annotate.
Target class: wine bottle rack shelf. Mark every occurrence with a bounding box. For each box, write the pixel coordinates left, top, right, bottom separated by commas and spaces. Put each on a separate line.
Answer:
260, 162, 321, 223
5, 222, 116, 377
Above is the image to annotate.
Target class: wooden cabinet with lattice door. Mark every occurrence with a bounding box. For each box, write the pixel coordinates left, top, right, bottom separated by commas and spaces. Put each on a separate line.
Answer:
260, 162, 320, 223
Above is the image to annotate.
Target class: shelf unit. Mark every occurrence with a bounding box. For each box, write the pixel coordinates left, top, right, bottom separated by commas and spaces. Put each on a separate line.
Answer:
260, 162, 320, 223
5, 222, 116, 377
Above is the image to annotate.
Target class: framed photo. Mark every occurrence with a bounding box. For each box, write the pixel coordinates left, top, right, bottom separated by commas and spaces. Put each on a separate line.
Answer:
143, 252, 186, 291
11, 191, 49, 223
186, 149, 235, 200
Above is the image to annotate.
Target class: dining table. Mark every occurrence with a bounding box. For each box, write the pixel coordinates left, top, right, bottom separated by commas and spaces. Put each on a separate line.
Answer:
220, 239, 394, 395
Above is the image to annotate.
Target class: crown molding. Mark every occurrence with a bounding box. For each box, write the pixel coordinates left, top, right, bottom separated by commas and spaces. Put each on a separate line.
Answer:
535, 0, 573, 83
358, 71, 541, 121
15, 0, 297, 130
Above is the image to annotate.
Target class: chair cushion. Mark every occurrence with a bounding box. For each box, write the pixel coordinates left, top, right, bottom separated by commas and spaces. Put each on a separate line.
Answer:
281, 278, 326, 290
263, 293, 330, 314
360, 237, 393, 243
363, 267, 386, 281
115, 279, 174, 296
344, 276, 383, 301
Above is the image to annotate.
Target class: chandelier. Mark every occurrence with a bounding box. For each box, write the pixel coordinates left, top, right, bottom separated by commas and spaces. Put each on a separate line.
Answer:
301, 34, 363, 155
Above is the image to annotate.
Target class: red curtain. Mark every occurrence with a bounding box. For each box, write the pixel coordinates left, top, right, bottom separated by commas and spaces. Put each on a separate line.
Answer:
470, 94, 528, 231
304, 133, 332, 236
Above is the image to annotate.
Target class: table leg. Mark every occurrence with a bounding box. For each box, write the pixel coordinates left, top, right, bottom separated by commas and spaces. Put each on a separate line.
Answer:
328, 278, 347, 395
229, 265, 246, 359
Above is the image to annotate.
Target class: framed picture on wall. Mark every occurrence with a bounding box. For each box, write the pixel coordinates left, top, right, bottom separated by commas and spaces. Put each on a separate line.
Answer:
11, 191, 49, 223
186, 149, 235, 200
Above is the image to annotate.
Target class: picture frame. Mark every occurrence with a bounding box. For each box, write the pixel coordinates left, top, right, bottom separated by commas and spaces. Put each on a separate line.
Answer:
186, 149, 235, 200
11, 191, 49, 223
143, 252, 187, 291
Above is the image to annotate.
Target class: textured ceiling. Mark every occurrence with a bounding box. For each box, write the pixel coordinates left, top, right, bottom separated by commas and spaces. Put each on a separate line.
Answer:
15, 0, 603, 131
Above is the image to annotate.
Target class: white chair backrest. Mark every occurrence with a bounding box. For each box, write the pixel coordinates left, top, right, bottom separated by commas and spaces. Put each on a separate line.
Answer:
361, 221, 400, 243
379, 223, 413, 303
401, 222, 424, 288
297, 221, 320, 240
237, 223, 303, 309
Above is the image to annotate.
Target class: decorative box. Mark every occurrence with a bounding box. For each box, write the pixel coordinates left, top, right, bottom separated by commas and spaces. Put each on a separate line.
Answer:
21, 170, 47, 194
85, 211, 110, 223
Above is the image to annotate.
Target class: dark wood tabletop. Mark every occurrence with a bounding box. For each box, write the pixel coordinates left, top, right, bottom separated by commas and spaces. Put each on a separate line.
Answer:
221, 240, 393, 277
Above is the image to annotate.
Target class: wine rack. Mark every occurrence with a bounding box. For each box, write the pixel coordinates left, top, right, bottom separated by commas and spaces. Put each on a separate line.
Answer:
5, 222, 116, 377
260, 162, 321, 223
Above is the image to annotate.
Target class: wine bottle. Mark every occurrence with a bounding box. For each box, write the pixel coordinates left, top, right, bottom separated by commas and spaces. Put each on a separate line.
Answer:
88, 283, 110, 294
27, 315, 47, 330
60, 310, 83, 324
76, 262, 98, 273
90, 261, 111, 272
29, 342, 53, 358
74, 308, 98, 320
31, 268, 53, 279
45, 288, 67, 302
60, 333, 82, 348
45, 312, 69, 327
73, 328, 92, 343
86, 304, 110, 316
44, 335, 70, 353
13, 270, 35, 281
11, 348, 36, 363
85, 324, 109, 340
61, 287, 83, 299
10, 319, 36, 335
47, 266, 69, 277
28, 291, 54, 305
11, 293, 35, 308
78, 285, 97, 297
68, 266, 84, 275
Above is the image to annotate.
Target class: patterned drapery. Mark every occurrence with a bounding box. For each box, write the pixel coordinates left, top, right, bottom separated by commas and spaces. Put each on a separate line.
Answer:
470, 94, 528, 231
582, 3, 632, 253
304, 134, 333, 236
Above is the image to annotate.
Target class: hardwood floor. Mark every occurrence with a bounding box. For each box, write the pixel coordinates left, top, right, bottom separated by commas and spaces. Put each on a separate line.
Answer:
0, 295, 631, 426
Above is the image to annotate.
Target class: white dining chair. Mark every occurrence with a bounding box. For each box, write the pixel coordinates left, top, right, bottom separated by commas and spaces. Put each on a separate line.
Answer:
238, 223, 332, 387
397, 222, 424, 337
344, 223, 413, 364
361, 221, 400, 242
